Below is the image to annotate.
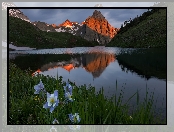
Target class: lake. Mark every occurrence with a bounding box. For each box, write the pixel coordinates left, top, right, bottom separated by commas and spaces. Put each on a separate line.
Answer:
9, 46, 166, 120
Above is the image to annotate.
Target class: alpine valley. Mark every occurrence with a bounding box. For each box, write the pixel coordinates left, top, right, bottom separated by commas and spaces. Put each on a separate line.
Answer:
4, 2, 166, 49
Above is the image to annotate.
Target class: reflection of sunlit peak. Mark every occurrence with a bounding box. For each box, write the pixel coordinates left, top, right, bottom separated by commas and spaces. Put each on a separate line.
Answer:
48, 68, 52, 70
32, 69, 41, 76
62, 64, 74, 72
54, 66, 58, 68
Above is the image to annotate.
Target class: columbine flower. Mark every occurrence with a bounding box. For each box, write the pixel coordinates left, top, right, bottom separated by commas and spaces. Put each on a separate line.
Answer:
68, 113, 81, 123
63, 82, 73, 102
43, 90, 59, 113
68, 125, 81, 131
65, 92, 73, 102
34, 79, 45, 94
52, 118, 59, 124
63, 82, 73, 94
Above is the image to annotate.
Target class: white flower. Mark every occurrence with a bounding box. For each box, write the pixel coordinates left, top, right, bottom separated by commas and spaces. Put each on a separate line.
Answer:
43, 90, 59, 113
52, 118, 59, 124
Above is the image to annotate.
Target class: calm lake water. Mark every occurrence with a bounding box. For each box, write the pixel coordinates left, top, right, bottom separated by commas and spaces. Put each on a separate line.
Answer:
9, 46, 166, 119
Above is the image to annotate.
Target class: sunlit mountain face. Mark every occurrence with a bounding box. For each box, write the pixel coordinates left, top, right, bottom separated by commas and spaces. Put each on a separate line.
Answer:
81, 10, 120, 39
53, 10, 120, 44
6, 3, 120, 45
31, 52, 116, 78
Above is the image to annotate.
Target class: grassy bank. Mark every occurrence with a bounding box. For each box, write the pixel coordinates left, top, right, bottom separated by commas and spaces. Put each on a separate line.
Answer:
107, 9, 166, 48
9, 62, 165, 124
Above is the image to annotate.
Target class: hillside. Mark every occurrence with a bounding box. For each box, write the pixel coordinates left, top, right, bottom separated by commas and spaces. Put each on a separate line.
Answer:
107, 9, 167, 48
9, 16, 99, 49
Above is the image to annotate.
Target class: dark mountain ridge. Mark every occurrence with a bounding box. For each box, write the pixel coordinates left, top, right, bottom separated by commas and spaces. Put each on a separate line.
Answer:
5, 2, 166, 48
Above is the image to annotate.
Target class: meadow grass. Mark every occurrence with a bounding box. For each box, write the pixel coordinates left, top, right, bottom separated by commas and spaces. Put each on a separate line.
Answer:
9, 62, 165, 124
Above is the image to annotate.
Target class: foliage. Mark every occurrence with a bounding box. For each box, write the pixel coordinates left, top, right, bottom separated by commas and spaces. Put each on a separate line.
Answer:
107, 9, 166, 48
9, 62, 166, 124
9, 16, 99, 49
117, 48, 166, 80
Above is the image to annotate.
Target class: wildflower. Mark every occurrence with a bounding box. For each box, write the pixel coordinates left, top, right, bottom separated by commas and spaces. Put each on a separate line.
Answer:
43, 90, 59, 113
65, 92, 73, 102
68, 125, 81, 131
63, 82, 73, 95
52, 118, 59, 124
63, 82, 73, 102
68, 113, 81, 123
34, 79, 45, 94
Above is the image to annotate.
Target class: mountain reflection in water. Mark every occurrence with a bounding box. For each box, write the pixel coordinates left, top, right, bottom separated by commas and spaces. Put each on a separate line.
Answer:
9, 47, 166, 120
31, 52, 116, 79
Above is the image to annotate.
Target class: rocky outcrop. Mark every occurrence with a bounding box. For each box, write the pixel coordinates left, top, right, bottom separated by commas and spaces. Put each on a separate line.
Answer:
5, 2, 31, 23
9, 8, 31, 23
76, 24, 111, 44
53, 19, 82, 35
53, 10, 120, 45
52, 24, 57, 28
32, 21, 56, 32
58, 19, 79, 27
77, 10, 120, 45
83, 10, 119, 38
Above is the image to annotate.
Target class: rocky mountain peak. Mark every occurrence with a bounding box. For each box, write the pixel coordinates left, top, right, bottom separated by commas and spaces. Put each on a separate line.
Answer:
58, 19, 79, 28
91, 10, 105, 19
79, 10, 120, 44
65, 19, 71, 22
3, 2, 30, 23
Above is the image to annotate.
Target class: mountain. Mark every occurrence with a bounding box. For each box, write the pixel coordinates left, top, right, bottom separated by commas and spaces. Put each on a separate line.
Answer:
9, 15, 99, 49
7, 7, 119, 46
31, 21, 56, 32
107, 9, 167, 48
8, 7, 57, 32
3, 2, 31, 23
82, 10, 120, 39
58, 19, 79, 27
9, 8, 31, 23
50, 10, 119, 45
51, 19, 82, 35
76, 10, 120, 45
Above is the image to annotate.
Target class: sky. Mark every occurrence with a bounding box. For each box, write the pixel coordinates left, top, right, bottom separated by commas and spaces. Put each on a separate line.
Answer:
13, 2, 155, 28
